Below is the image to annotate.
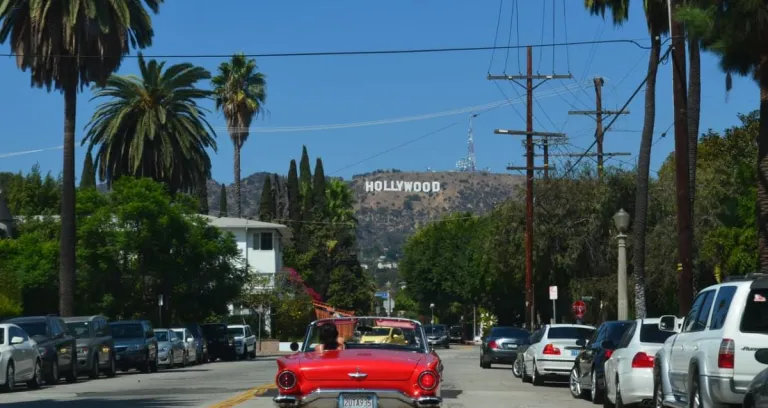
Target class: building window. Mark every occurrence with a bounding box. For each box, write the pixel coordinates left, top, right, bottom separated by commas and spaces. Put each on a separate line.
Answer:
253, 232, 274, 250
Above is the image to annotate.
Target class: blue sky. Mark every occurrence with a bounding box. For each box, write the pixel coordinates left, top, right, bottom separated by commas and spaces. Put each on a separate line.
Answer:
0, 0, 758, 184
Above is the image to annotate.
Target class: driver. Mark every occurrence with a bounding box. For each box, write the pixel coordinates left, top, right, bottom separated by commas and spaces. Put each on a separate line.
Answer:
315, 322, 346, 353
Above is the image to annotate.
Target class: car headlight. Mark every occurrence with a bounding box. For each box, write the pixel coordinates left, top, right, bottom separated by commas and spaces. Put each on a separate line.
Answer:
77, 346, 89, 355
128, 345, 141, 351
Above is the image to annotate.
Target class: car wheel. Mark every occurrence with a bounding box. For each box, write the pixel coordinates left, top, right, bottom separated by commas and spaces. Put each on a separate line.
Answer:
591, 369, 603, 404
150, 354, 158, 373
65, 353, 78, 383
182, 351, 188, 368
531, 360, 543, 386
27, 359, 43, 389
521, 359, 531, 383
105, 353, 117, 378
512, 358, 523, 378
139, 354, 150, 373
45, 359, 60, 384
1, 360, 15, 392
689, 374, 701, 408
611, 375, 623, 408
89, 355, 99, 379
569, 366, 583, 398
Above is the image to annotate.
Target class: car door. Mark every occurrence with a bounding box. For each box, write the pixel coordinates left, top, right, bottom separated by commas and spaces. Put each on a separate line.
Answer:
93, 318, 110, 365
605, 322, 637, 400
668, 290, 711, 393
524, 329, 543, 372
49, 319, 70, 370
579, 325, 605, 384
9, 326, 32, 377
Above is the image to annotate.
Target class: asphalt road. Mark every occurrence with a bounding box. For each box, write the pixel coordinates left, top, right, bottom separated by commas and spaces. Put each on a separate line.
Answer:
0, 346, 600, 408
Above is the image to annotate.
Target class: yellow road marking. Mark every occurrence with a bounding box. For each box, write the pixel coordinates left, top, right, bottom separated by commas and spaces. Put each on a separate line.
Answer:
208, 383, 276, 408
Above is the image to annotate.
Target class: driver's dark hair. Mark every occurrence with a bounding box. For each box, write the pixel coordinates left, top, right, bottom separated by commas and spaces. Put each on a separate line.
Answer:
318, 322, 339, 350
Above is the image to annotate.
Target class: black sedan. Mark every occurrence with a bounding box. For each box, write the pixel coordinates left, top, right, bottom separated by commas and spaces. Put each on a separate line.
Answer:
480, 326, 530, 369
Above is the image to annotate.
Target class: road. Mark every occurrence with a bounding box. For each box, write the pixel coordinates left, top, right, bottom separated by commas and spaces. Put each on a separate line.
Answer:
0, 346, 597, 407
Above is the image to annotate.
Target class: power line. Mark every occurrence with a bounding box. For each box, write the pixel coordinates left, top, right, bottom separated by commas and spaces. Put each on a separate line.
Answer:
0, 38, 654, 60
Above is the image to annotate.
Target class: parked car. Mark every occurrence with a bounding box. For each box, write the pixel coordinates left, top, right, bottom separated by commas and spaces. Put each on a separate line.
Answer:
744, 348, 768, 408
4, 315, 78, 384
513, 329, 539, 378
201, 323, 236, 361
569, 320, 633, 403
183, 323, 208, 364
63, 315, 116, 379
273, 317, 443, 408
227, 324, 256, 359
601, 317, 678, 407
358, 326, 409, 345
423, 324, 450, 349
480, 326, 530, 369
171, 327, 198, 365
0, 323, 43, 392
109, 320, 158, 373
449, 326, 462, 343
521, 323, 596, 386
155, 329, 186, 368
653, 274, 768, 407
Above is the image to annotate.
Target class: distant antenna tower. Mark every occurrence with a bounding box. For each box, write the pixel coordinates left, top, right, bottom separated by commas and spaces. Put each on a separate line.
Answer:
456, 114, 477, 171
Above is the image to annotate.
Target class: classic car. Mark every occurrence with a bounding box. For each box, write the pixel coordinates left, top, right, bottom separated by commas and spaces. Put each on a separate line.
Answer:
273, 317, 444, 408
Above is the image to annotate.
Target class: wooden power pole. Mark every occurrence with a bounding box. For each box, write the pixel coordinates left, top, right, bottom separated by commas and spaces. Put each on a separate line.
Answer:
568, 77, 630, 180
670, 0, 694, 316
488, 46, 570, 329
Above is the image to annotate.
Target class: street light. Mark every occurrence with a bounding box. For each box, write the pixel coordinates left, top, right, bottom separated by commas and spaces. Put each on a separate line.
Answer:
385, 281, 392, 317
429, 303, 435, 324
613, 208, 630, 320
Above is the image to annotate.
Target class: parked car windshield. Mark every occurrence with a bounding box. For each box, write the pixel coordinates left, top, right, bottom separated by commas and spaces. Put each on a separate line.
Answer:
423, 325, 446, 335
640, 324, 676, 343
227, 327, 245, 337
155, 330, 169, 341
547, 326, 595, 340
15, 322, 47, 338
110, 324, 144, 339
490, 327, 529, 338
66, 322, 91, 339
0, 328, 4, 344
305, 318, 426, 352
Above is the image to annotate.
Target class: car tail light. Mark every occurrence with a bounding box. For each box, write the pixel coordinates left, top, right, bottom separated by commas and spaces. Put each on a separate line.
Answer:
718, 338, 735, 369
277, 370, 297, 389
604, 349, 613, 359
631, 352, 654, 368
542, 344, 561, 355
418, 371, 437, 390
488, 340, 499, 349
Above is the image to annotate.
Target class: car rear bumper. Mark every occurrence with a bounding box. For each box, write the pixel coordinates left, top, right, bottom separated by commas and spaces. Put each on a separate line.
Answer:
484, 349, 518, 364
536, 357, 576, 376
614, 368, 654, 405
273, 389, 442, 407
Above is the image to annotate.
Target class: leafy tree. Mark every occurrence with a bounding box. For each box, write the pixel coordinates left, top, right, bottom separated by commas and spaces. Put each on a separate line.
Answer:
82, 54, 216, 195
212, 53, 267, 218
80, 151, 97, 189
259, 176, 276, 221
0, 165, 61, 216
219, 184, 228, 217
0, 0, 162, 317
313, 158, 327, 220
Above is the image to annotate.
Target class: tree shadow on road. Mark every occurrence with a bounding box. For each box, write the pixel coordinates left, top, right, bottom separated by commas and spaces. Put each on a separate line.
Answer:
0, 398, 197, 407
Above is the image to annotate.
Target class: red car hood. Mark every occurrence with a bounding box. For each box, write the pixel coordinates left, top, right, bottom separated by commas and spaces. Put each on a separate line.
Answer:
297, 349, 425, 381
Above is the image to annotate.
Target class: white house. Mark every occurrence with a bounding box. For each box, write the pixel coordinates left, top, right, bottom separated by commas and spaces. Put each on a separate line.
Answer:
202, 215, 289, 332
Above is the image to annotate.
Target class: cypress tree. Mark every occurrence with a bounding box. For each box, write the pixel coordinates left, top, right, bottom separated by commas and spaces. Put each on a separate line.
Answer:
80, 151, 97, 189
219, 183, 228, 217
259, 176, 276, 221
287, 160, 301, 226
197, 179, 209, 215
272, 173, 285, 219
298, 146, 314, 221
313, 158, 327, 220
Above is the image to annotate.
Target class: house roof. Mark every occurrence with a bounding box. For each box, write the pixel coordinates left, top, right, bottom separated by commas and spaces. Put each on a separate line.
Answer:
0, 189, 12, 222
201, 215, 288, 230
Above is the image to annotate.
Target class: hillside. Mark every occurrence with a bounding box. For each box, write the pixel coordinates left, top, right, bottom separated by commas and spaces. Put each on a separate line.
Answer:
205, 170, 524, 258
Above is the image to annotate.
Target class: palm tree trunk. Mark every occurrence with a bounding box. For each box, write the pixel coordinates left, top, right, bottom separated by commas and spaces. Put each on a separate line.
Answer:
632, 36, 661, 319
234, 142, 242, 218
687, 36, 702, 290
757, 61, 768, 273
59, 85, 77, 317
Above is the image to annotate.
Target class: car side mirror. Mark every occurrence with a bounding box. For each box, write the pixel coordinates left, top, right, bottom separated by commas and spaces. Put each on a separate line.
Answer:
290, 342, 299, 352
601, 340, 616, 350
658, 315, 677, 332
755, 349, 768, 365
576, 338, 587, 347
10, 336, 24, 345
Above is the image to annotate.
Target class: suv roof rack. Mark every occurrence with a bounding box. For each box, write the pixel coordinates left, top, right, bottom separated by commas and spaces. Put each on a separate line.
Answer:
724, 273, 768, 282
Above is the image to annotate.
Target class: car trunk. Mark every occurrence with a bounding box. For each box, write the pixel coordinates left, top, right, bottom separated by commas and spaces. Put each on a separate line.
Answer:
490, 337, 524, 351
547, 339, 583, 359
300, 350, 423, 381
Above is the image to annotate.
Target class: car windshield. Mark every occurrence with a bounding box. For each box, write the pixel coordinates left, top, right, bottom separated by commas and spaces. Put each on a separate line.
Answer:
304, 318, 426, 352
172, 330, 185, 339
228, 328, 244, 337
640, 324, 675, 343
423, 325, 446, 335
490, 327, 529, 338
111, 324, 144, 339
155, 330, 169, 341
548, 326, 595, 340
66, 322, 91, 339
16, 322, 47, 338
0, 328, 4, 344
741, 289, 768, 334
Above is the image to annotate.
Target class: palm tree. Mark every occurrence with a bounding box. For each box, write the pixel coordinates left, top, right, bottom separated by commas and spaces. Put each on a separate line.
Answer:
679, 2, 768, 272
211, 53, 267, 218
325, 180, 357, 225
82, 54, 217, 194
585, 0, 669, 318
0, 0, 161, 317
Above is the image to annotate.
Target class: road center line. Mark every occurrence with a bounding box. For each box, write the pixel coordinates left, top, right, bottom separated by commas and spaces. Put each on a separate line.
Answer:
208, 383, 276, 408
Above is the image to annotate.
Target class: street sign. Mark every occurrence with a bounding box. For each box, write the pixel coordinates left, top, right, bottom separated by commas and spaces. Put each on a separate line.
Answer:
375, 291, 389, 300
572, 300, 587, 319
549, 286, 558, 300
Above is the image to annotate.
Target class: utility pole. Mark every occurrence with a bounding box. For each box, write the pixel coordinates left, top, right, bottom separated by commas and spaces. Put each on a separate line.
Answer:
488, 46, 571, 330
568, 77, 630, 180
669, 0, 694, 316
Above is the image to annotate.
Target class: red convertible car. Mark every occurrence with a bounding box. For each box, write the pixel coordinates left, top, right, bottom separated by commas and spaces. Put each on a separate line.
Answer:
273, 317, 443, 407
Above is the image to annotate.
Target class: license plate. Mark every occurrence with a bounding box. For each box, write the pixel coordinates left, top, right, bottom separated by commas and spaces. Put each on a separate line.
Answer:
504, 344, 516, 349
570, 350, 579, 357
338, 394, 376, 408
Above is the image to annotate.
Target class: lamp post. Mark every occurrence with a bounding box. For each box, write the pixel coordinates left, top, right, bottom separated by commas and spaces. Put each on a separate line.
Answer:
429, 303, 435, 324
385, 281, 392, 317
613, 208, 630, 320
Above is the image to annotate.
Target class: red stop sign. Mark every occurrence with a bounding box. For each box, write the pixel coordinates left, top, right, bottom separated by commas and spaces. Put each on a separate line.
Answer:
572, 300, 587, 318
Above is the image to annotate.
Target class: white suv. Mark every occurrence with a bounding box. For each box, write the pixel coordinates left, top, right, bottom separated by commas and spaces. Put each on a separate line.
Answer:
227, 325, 256, 359
653, 273, 768, 407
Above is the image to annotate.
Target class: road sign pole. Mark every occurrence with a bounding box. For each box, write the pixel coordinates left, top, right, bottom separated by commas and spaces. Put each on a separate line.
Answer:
552, 299, 556, 324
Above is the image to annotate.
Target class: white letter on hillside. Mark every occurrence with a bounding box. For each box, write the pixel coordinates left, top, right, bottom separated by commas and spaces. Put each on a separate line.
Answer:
432, 181, 441, 192
374, 181, 383, 191
365, 180, 374, 192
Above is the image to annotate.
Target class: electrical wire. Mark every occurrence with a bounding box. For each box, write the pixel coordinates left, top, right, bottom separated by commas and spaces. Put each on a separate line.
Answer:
488, 0, 506, 73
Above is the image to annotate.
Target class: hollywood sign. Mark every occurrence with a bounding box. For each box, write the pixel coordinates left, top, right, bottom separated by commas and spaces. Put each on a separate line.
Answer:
364, 180, 441, 193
